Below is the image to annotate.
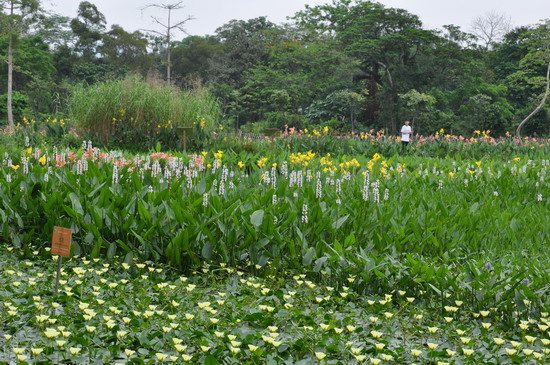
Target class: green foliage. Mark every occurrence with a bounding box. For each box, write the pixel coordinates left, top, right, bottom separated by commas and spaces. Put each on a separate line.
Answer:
0, 250, 547, 363
0, 91, 30, 124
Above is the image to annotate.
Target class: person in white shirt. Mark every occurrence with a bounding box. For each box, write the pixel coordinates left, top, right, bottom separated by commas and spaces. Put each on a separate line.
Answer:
400, 120, 412, 152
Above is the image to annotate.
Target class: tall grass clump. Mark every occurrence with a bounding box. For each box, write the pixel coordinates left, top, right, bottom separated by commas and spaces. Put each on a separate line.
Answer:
69, 75, 220, 150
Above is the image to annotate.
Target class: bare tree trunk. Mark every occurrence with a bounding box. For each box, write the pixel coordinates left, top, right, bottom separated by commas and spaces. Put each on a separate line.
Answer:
516, 52, 550, 139
166, 7, 171, 85
7, 34, 14, 129
7, 1, 15, 129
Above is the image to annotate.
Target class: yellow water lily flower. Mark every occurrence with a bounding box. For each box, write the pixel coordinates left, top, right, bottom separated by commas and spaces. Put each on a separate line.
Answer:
315, 352, 326, 360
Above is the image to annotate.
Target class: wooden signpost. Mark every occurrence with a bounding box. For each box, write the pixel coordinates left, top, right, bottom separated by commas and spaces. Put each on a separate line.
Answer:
51, 226, 72, 295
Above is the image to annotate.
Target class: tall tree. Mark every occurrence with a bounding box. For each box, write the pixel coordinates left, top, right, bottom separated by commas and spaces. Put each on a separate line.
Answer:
70, 1, 106, 60
100, 25, 152, 72
0, 0, 40, 128
295, 0, 438, 132
170, 35, 222, 86
471, 10, 512, 50
209, 16, 278, 108
141, 1, 193, 85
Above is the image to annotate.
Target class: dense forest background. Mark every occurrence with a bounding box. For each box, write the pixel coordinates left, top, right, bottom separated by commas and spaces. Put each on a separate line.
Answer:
1, 0, 549, 137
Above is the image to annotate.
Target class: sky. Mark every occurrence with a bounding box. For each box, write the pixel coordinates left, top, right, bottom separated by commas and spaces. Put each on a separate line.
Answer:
42, 0, 550, 37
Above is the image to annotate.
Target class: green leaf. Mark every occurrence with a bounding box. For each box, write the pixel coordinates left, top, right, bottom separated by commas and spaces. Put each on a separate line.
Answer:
250, 209, 264, 227
302, 246, 316, 266
332, 214, 349, 229
204, 355, 219, 365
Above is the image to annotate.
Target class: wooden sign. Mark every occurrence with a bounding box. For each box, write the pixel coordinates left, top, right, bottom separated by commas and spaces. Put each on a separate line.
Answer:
51, 226, 72, 257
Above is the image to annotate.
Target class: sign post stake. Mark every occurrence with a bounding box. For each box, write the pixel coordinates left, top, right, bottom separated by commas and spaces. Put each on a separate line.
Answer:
54, 257, 62, 296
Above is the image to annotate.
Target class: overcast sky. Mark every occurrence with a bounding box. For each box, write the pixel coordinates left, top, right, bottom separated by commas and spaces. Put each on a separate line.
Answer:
42, 0, 550, 37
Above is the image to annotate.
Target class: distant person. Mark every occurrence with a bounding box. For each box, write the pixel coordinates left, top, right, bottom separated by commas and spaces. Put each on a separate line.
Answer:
400, 120, 412, 152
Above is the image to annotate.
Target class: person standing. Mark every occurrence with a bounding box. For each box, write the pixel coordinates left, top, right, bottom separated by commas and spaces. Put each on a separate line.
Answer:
400, 120, 412, 152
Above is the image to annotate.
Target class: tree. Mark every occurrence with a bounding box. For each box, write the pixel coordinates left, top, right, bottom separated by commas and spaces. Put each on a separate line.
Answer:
141, 1, 193, 85
210, 17, 277, 90
0, 0, 40, 128
496, 21, 550, 135
70, 1, 106, 60
0, 35, 55, 114
399, 89, 436, 133
514, 23, 550, 137
100, 25, 152, 72
295, 0, 438, 133
240, 35, 359, 121
170, 35, 222, 85
471, 10, 512, 50
333, 90, 366, 132
33, 12, 74, 49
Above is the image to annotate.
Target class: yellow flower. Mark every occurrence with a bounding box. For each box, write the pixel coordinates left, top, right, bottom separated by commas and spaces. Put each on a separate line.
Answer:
69, 347, 81, 355
31, 348, 43, 355
411, 349, 422, 357
248, 344, 259, 352
370, 330, 383, 339
155, 353, 168, 361
427, 342, 438, 350
44, 328, 60, 338
13, 348, 25, 355
463, 348, 474, 356
11, 164, 20, 170
374, 343, 385, 350
125, 349, 135, 357
17, 355, 27, 362
427, 326, 438, 334
370, 358, 381, 364
315, 352, 326, 360
182, 354, 193, 362
493, 337, 505, 345
200, 346, 211, 352
238, 161, 244, 168
505, 348, 517, 356
39, 155, 47, 165
380, 354, 393, 361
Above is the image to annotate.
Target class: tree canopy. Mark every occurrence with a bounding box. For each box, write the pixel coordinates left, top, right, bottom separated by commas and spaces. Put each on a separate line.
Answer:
1, 0, 549, 136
